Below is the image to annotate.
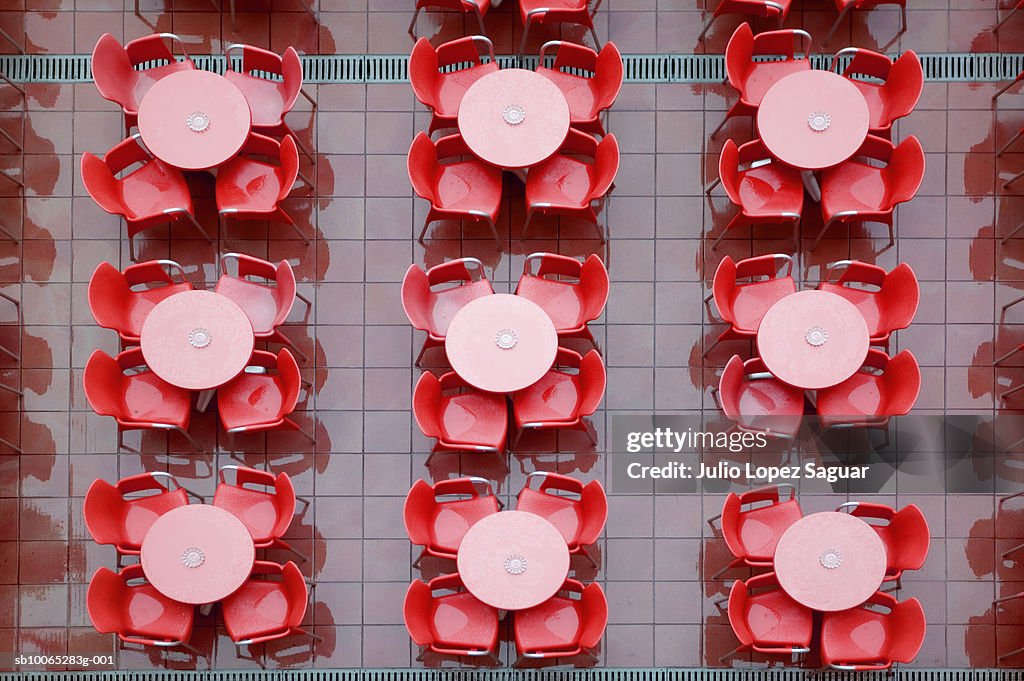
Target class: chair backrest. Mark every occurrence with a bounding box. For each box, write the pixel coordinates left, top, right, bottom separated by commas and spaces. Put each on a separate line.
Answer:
577, 350, 606, 417
711, 256, 739, 326
412, 372, 443, 440
593, 43, 624, 112
724, 23, 755, 91
881, 51, 923, 122
877, 263, 919, 332
885, 596, 926, 663
273, 135, 300, 204
80, 152, 126, 217
403, 479, 437, 546
725, 577, 755, 646
580, 254, 610, 321
83, 478, 127, 546
407, 133, 439, 204
409, 38, 441, 109
281, 561, 310, 629
718, 139, 743, 208
279, 47, 304, 115
879, 350, 920, 416
91, 34, 138, 110
578, 480, 608, 545
578, 582, 609, 649
401, 264, 432, 331
717, 355, 745, 421
589, 134, 619, 201
887, 504, 929, 570
124, 33, 178, 65
274, 349, 304, 419
884, 135, 925, 206
87, 262, 132, 331
402, 579, 436, 647
87, 567, 128, 634
83, 350, 127, 418
270, 470, 299, 538
718, 492, 747, 559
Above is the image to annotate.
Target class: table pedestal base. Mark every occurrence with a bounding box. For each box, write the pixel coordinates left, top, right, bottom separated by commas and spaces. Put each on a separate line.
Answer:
801, 170, 821, 202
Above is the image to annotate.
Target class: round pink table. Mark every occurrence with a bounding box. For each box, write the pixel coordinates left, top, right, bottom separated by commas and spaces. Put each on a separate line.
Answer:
140, 504, 255, 605
756, 70, 870, 171
756, 289, 869, 391
445, 293, 557, 393
774, 511, 887, 612
137, 70, 252, 171
140, 290, 255, 392
457, 69, 570, 169
456, 510, 570, 611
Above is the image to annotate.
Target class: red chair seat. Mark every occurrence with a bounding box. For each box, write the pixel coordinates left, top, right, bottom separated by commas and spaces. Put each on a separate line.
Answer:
218, 374, 287, 431
849, 81, 888, 131
124, 583, 195, 640
537, 68, 600, 120
121, 284, 193, 339
122, 160, 193, 221
222, 580, 290, 641
515, 596, 582, 653
818, 283, 883, 337
439, 392, 507, 449
223, 72, 288, 128
738, 165, 804, 217
430, 496, 500, 554
821, 161, 886, 216
513, 371, 580, 426
432, 592, 499, 650
213, 484, 280, 543
519, 0, 586, 22
526, 156, 593, 209
735, 379, 804, 438
124, 61, 194, 114
437, 162, 502, 216
727, 277, 796, 333
434, 63, 499, 118
816, 372, 882, 422
741, 59, 809, 107
515, 277, 586, 330
737, 499, 802, 561
216, 157, 285, 213
120, 489, 188, 548
123, 373, 191, 428
821, 606, 890, 662
517, 486, 583, 546
425, 279, 493, 337
215, 276, 282, 335
746, 590, 813, 647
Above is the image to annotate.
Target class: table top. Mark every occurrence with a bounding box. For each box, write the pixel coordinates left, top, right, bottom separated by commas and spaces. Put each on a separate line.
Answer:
140, 290, 255, 391
756, 289, 869, 390
137, 70, 252, 171
445, 293, 558, 393
756, 70, 870, 170
774, 511, 887, 612
456, 510, 570, 611
140, 504, 256, 605
457, 69, 570, 169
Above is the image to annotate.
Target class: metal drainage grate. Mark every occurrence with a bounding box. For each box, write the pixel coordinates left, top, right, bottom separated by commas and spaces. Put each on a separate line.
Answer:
0, 669, 1022, 681
0, 51, 1023, 84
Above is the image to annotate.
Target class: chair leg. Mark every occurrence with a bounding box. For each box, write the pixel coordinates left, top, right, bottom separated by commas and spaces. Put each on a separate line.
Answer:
0, 436, 20, 453
230, 0, 237, 31
996, 344, 1024, 366
705, 176, 721, 195
1001, 382, 1024, 401
521, 207, 535, 238
996, 3, 1020, 31
1002, 542, 1024, 561
518, 22, 531, 58
408, 8, 420, 39
589, 25, 602, 50
0, 381, 23, 397
697, 13, 715, 41
288, 220, 310, 245
1002, 220, 1024, 244
810, 218, 835, 251
418, 218, 433, 244
485, 216, 501, 249
174, 427, 205, 454
718, 644, 745, 663
995, 77, 1020, 100
274, 537, 310, 562
182, 211, 214, 244
710, 556, 742, 581
899, 3, 907, 31
0, 223, 18, 243
709, 113, 731, 140
710, 227, 729, 250
1005, 167, 1024, 189
127, 232, 137, 262
577, 544, 599, 568
273, 329, 310, 363
823, 5, 851, 46
999, 129, 1024, 157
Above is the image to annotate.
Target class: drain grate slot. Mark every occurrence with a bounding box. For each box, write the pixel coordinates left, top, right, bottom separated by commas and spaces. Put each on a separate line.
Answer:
2, 52, 1023, 84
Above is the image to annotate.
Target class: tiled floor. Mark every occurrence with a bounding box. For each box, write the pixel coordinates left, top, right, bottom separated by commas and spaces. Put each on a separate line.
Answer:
0, 0, 1023, 671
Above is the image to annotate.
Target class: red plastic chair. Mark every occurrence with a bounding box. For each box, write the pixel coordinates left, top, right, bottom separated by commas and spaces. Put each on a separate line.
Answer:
217, 349, 314, 444
403, 573, 499, 662
516, 472, 607, 567
816, 134, 924, 251
412, 371, 508, 458
409, 37, 498, 135
215, 133, 307, 244
820, 591, 926, 670
514, 579, 607, 663
815, 349, 921, 428
91, 33, 195, 132
213, 465, 310, 561
720, 572, 812, 662
524, 130, 619, 242
403, 477, 501, 566
824, 0, 907, 46
829, 49, 922, 134
224, 44, 316, 161
515, 253, 609, 348
511, 348, 605, 449
83, 472, 202, 564
536, 41, 623, 136
713, 356, 805, 443
709, 138, 803, 250
83, 348, 201, 452
409, 0, 489, 39
699, 0, 791, 41
703, 254, 796, 358
215, 253, 312, 363
401, 258, 494, 367
87, 564, 198, 654
817, 260, 919, 350
80, 134, 213, 261
88, 260, 193, 345
408, 132, 503, 247
710, 24, 811, 139
221, 560, 320, 650
519, 0, 600, 57
707, 483, 802, 579
837, 502, 929, 587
